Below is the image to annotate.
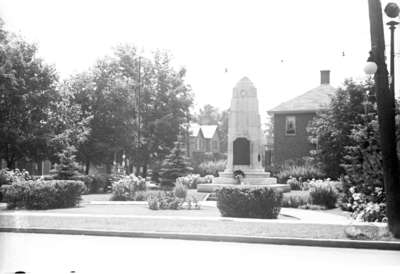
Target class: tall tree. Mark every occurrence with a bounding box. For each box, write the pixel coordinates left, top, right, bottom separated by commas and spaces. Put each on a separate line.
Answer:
0, 22, 58, 168
307, 79, 374, 179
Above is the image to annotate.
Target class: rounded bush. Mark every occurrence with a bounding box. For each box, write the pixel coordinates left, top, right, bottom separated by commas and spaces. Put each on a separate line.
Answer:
110, 174, 147, 201
0, 180, 85, 210
216, 187, 282, 219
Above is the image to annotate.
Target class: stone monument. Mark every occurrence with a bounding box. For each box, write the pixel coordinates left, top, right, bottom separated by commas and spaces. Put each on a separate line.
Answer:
198, 77, 289, 193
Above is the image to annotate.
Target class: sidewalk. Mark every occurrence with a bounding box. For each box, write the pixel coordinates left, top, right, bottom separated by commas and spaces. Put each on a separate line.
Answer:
1, 201, 396, 248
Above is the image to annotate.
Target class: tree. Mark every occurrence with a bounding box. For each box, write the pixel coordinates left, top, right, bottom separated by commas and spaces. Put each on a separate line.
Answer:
0, 22, 58, 168
113, 47, 193, 176
307, 79, 374, 179
159, 137, 193, 186
195, 104, 220, 124
67, 45, 193, 176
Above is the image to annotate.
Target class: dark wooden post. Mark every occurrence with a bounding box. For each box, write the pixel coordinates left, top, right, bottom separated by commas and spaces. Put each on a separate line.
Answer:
368, 0, 400, 237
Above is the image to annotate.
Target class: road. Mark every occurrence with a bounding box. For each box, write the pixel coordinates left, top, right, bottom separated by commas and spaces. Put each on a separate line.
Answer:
0, 232, 399, 274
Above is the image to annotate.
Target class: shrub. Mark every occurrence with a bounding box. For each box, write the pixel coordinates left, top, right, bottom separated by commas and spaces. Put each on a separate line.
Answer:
309, 180, 338, 209
281, 191, 309, 208
110, 174, 146, 201
70, 175, 94, 194
0, 169, 31, 186
286, 177, 302, 190
216, 187, 282, 219
0, 180, 85, 210
0, 169, 32, 202
198, 160, 226, 176
134, 191, 147, 201
147, 191, 183, 210
176, 174, 200, 189
340, 186, 386, 222
88, 174, 111, 193
176, 174, 213, 189
276, 164, 325, 184
174, 181, 188, 199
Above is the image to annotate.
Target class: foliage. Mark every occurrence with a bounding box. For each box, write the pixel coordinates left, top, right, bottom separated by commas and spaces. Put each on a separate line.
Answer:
281, 191, 310, 208
341, 186, 387, 222
307, 79, 374, 179
0, 179, 85, 209
198, 160, 226, 176
173, 181, 188, 199
54, 146, 80, 180
191, 152, 227, 175
0, 169, 31, 186
69, 46, 193, 176
176, 174, 214, 189
147, 191, 183, 210
308, 180, 338, 209
159, 139, 193, 187
276, 164, 325, 184
91, 174, 112, 193
286, 177, 302, 190
216, 187, 282, 219
0, 23, 59, 168
110, 174, 147, 201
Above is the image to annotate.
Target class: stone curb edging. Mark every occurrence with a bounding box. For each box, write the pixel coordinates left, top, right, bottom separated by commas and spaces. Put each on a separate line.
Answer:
1, 227, 399, 251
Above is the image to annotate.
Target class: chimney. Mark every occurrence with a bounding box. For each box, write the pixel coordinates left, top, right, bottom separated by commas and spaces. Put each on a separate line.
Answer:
320, 70, 330, 85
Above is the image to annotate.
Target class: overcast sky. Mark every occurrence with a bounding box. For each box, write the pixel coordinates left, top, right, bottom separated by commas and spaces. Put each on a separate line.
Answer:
0, 0, 397, 118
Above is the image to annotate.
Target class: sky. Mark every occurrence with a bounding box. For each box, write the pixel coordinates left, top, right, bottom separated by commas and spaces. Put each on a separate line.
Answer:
0, 0, 398, 119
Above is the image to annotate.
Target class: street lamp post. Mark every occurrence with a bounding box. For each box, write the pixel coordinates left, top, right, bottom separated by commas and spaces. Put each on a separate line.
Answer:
385, 2, 400, 97
366, 0, 400, 238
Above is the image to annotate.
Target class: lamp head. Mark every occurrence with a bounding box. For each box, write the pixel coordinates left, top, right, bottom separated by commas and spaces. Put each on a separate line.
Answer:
385, 2, 400, 18
364, 51, 377, 75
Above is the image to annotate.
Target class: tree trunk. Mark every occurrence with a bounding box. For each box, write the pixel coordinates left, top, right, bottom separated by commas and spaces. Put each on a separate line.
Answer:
6, 154, 15, 170
85, 161, 90, 175
142, 164, 148, 178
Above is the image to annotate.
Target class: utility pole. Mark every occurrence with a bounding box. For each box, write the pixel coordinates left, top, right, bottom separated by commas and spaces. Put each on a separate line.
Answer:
368, 0, 400, 237
136, 55, 141, 176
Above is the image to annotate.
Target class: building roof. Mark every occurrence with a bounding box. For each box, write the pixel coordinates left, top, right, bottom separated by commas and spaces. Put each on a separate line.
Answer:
189, 123, 201, 137
189, 123, 218, 139
268, 84, 337, 114
200, 125, 218, 139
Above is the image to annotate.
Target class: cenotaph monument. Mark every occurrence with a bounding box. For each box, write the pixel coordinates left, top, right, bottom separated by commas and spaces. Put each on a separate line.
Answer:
197, 77, 289, 193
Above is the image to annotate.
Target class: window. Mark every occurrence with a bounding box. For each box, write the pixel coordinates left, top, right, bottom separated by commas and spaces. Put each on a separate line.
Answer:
196, 138, 201, 150
285, 116, 296, 135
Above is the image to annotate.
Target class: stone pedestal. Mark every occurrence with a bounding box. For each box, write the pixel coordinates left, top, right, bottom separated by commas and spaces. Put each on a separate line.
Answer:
197, 77, 287, 193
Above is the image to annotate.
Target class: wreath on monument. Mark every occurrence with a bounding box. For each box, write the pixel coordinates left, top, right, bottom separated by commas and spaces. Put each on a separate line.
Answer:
233, 170, 245, 184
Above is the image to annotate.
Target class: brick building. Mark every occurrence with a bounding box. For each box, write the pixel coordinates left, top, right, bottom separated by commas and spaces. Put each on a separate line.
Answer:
188, 123, 220, 157
268, 70, 336, 165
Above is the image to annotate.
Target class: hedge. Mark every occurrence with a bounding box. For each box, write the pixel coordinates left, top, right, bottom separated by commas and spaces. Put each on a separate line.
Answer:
0, 180, 86, 210
216, 187, 282, 219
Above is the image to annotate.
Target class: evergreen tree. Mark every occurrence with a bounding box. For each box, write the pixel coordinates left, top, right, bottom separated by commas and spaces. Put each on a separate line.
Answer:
159, 138, 193, 187
55, 146, 80, 180
307, 79, 373, 178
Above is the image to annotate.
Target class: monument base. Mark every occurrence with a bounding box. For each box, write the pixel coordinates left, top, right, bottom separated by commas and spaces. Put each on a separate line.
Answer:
197, 169, 290, 193
197, 183, 290, 193
215, 169, 277, 185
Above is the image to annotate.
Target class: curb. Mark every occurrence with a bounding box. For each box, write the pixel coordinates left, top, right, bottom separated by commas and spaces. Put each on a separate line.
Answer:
1, 227, 399, 251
